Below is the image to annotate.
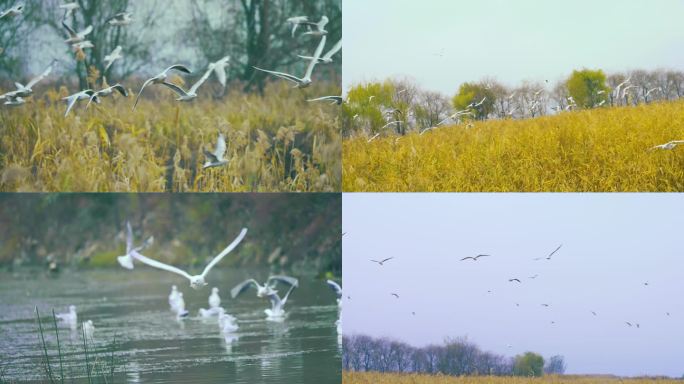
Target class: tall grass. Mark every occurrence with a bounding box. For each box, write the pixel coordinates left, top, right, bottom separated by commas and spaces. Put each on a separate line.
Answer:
33, 307, 118, 384
343, 101, 684, 192
0, 81, 340, 192
343, 372, 683, 384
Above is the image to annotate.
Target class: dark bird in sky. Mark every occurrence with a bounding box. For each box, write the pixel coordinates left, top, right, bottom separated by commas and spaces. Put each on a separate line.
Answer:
371, 257, 394, 266
460, 254, 490, 261
508, 278, 521, 283
625, 322, 633, 327
528, 274, 539, 279
412, 311, 416, 316
535, 244, 562, 261
541, 304, 550, 307
591, 311, 597, 316
391, 293, 399, 299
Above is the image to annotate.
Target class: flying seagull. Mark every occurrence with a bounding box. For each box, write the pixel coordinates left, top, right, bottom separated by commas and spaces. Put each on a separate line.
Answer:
391, 293, 399, 298
2, 94, 25, 106
62, 20, 92, 44
202, 133, 228, 169
129, 228, 248, 289
370, 257, 394, 266
625, 322, 632, 327
528, 274, 539, 279
461, 254, 490, 261
0, 3, 23, 19
133, 64, 192, 110
253, 35, 326, 88
535, 244, 562, 261
116, 220, 153, 270
650, 140, 684, 151
103, 46, 123, 71
59, 2, 79, 18
307, 95, 343, 105
209, 55, 230, 87
508, 278, 522, 283
86, 83, 128, 109
230, 275, 299, 299
159, 62, 215, 102
591, 311, 597, 316
541, 304, 550, 307
286, 16, 309, 37
326, 280, 342, 305
63, 89, 97, 117
300, 16, 329, 37
11, 60, 58, 97
107, 12, 133, 26
298, 39, 341, 64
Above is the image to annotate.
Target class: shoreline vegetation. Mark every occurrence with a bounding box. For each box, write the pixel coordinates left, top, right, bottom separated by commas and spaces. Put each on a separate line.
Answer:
343, 372, 684, 384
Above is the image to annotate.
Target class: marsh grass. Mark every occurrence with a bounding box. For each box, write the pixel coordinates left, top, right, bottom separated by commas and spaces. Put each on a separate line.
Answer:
0, 81, 340, 192
343, 101, 684, 191
343, 372, 684, 384
34, 307, 119, 384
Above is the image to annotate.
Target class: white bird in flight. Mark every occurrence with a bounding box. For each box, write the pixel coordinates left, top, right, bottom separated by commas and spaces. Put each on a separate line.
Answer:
202, 133, 228, 169
370, 257, 394, 266
11, 60, 58, 97
129, 228, 248, 289
104, 46, 123, 71
107, 12, 133, 26
298, 39, 341, 64
62, 20, 93, 44
307, 95, 343, 105
1, 94, 25, 106
230, 275, 299, 299
116, 220, 153, 270
59, 2, 79, 18
650, 140, 684, 151
253, 35, 327, 88
301, 16, 329, 37
133, 64, 192, 110
160, 62, 215, 102
0, 3, 23, 19
286, 16, 309, 37
86, 83, 128, 109
63, 89, 96, 117
209, 55, 230, 87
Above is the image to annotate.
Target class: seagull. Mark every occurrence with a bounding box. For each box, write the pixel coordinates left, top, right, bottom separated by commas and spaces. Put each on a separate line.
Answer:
650, 140, 684, 151
82, 320, 95, 340
56, 305, 77, 326
86, 83, 128, 109
116, 220, 153, 270
300, 16, 329, 37
11, 60, 58, 97
381, 121, 402, 130
298, 39, 341, 64
286, 16, 309, 37
71, 40, 94, 51
103, 46, 123, 71
528, 274, 538, 279
625, 322, 632, 327
591, 311, 597, 316
202, 133, 228, 169
460, 254, 490, 261
2, 94, 24, 106
253, 35, 326, 88
230, 275, 299, 299
168, 285, 180, 311
133, 64, 192, 110
209, 55, 230, 87
508, 278, 521, 283
62, 20, 93, 44
473, 97, 487, 107
541, 304, 550, 307
370, 257, 394, 266
174, 292, 189, 318
129, 228, 248, 289
159, 63, 215, 102
107, 12, 133, 26
219, 311, 239, 333
59, 2, 79, 18
307, 95, 343, 105
0, 3, 23, 19
391, 293, 399, 298
63, 89, 97, 117
326, 280, 342, 305
367, 133, 380, 143
209, 287, 221, 308
645, 87, 661, 98
535, 244, 562, 261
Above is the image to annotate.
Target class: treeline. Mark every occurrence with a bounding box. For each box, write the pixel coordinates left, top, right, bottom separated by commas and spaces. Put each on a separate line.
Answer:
342, 68, 684, 137
0, 194, 341, 275
343, 334, 566, 377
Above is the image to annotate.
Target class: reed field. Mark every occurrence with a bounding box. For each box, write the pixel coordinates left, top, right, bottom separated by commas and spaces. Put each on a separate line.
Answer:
0, 82, 340, 192
343, 101, 684, 192
343, 372, 683, 384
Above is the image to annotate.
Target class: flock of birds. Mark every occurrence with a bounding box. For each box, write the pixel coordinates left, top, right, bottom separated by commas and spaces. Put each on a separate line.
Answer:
0, 2, 342, 170
53, 221, 342, 345
360, 241, 674, 341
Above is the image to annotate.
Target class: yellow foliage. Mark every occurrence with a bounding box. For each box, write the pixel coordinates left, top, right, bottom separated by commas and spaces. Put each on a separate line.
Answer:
343, 372, 681, 384
343, 101, 684, 192
0, 82, 341, 192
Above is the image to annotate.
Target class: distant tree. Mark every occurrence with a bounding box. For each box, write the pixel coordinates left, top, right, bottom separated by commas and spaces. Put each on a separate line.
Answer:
0, 0, 44, 80
513, 352, 544, 377
544, 355, 567, 374
343, 81, 396, 135
565, 69, 610, 109
452, 82, 495, 120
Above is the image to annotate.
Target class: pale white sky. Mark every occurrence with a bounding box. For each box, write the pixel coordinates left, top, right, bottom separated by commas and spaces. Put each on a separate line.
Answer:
343, 0, 684, 94
343, 194, 684, 377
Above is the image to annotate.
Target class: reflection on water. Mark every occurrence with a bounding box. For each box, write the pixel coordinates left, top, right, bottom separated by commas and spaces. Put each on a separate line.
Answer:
0, 268, 341, 383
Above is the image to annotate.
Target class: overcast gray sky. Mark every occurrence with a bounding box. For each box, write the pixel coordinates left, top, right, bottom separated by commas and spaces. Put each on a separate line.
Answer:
343, 0, 684, 94
343, 193, 684, 377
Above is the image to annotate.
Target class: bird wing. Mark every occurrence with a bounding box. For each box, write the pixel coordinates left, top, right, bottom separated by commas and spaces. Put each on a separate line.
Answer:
326, 280, 342, 295
304, 35, 327, 79
160, 81, 189, 97
213, 56, 229, 87
230, 279, 260, 298
322, 39, 342, 60
64, 95, 80, 117
129, 250, 193, 280
203, 150, 219, 164
125, 221, 133, 253
26, 61, 56, 89
279, 284, 297, 307
133, 78, 155, 110
213, 133, 227, 159
547, 244, 562, 258
307, 96, 342, 103
200, 228, 248, 278
78, 25, 93, 38
62, 19, 77, 38
189, 64, 214, 94
267, 275, 299, 288
252, 66, 303, 85
460, 257, 474, 261
166, 64, 192, 75
381, 257, 394, 263
134, 236, 154, 253
111, 84, 128, 97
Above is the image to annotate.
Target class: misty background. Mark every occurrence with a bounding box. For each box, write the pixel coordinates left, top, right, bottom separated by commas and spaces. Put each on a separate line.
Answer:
342, 193, 684, 377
